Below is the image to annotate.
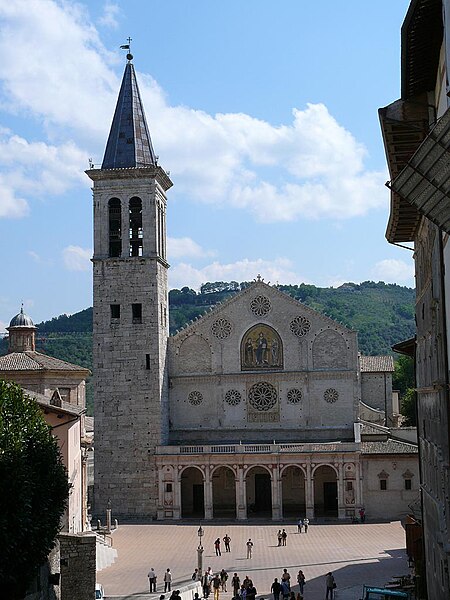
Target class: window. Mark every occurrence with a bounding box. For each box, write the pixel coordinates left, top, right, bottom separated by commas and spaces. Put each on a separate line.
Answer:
108, 198, 121, 257
380, 479, 387, 490
405, 479, 412, 490
110, 304, 120, 319
132, 303, 142, 324
165, 483, 172, 493
346, 481, 353, 491
146, 354, 150, 370
129, 197, 143, 257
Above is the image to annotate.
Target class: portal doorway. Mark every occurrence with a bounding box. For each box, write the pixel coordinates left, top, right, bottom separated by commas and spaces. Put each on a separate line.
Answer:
246, 466, 272, 517
281, 465, 306, 517
212, 466, 236, 518
313, 465, 338, 517
181, 467, 204, 518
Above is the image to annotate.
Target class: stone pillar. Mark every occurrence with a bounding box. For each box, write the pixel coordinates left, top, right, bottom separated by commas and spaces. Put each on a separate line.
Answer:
271, 465, 282, 520
237, 467, 247, 520
305, 462, 314, 519
173, 469, 182, 520
337, 461, 346, 519
356, 460, 363, 509
204, 469, 213, 520
157, 467, 165, 520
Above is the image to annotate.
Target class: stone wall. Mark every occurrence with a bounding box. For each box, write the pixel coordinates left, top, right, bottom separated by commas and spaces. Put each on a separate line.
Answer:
59, 533, 96, 600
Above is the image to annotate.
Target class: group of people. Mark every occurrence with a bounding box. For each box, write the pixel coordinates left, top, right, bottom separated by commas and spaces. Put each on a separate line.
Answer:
296, 518, 309, 533
214, 534, 232, 556
200, 568, 230, 600
147, 568, 173, 593
270, 568, 306, 600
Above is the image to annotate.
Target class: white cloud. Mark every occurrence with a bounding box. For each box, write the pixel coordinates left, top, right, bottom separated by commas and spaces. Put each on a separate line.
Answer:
98, 2, 120, 29
62, 246, 92, 271
0, 320, 7, 334
0, 178, 28, 217
167, 236, 214, 260
371, 258, 415, 284
169, 257, 305, 290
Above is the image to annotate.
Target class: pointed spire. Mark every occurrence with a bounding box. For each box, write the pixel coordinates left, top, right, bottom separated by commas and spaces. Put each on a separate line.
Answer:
102, 61, 157, 169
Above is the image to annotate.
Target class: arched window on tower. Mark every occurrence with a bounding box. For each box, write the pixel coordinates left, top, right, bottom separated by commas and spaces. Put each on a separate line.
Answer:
129, 197, 143, 257
108, 198, 122, 258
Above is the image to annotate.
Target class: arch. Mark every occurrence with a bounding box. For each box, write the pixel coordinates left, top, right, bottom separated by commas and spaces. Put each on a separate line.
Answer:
245, 465, 272, 517
108, 197, 121, 257
281, 465, 306, 518
177, 334, 212, 374
313, 464, 338, 517
180, 466, 204, 518
212, 466, 236, 518
312, 329, 348, 369
241, 323, 283, 370
129, 196, 143, 257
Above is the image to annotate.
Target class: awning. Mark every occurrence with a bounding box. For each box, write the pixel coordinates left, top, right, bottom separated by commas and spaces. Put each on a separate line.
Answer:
388, 107, 450, 234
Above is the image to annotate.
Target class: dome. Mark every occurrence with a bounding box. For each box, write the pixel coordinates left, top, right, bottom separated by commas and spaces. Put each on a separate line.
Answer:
9, 306, 35, 328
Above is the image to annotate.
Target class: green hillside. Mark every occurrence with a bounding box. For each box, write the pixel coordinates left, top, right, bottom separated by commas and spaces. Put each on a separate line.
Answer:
0, 280, 416, 416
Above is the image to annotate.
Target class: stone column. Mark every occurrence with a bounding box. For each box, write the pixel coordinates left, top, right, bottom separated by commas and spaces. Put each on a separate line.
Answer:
204, 468, 213, 520
157, 466, 165, 520
237, 467, 247, 520
271, 465, 282, 520
173, 468, 182, 520
355, 460, 363, 509
305, 462, 314, 519
337, 461, 346, 519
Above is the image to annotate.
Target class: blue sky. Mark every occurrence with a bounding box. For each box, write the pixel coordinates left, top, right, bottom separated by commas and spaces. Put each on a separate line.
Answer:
0, 0, 413, 331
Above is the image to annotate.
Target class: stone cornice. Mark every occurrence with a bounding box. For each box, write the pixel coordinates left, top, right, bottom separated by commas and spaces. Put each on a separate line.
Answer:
86, 166, 173, 191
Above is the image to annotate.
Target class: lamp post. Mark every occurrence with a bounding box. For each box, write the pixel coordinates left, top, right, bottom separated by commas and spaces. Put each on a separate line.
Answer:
197, 525, 204, 576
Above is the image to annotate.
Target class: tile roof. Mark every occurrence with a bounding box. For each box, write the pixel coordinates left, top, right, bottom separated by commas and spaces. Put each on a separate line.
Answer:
102, 62, 156, 169
359, 355, 395, 372
361, 439, 418, 454
23, 388, 84, 417
0, 351, 89, 373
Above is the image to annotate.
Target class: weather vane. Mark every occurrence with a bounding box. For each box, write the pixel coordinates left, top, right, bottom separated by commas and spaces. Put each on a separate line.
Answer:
120, 37, 133, 62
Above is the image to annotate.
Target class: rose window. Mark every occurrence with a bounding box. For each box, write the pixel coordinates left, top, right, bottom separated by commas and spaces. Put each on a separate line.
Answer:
248, 382, 277, 411
211, 318, 232, 339
250, 295, 271, 317
324, 388, 339, 403
290, 316, 311, 337
188, 390, 203, 405
287, 388, 303, 404
225, 389, 242, 406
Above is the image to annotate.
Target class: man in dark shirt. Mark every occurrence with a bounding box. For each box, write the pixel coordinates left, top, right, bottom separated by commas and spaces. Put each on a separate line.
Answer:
271, 578, 282, 600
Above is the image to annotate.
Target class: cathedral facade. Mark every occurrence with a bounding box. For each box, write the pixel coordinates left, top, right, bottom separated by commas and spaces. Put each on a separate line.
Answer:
90, 58, 418, 522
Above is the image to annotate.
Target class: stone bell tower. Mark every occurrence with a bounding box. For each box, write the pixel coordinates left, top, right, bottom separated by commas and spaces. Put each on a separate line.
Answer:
87, 54, 172, 519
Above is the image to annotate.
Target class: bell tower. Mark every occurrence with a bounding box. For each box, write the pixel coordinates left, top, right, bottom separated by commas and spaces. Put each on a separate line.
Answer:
87, 54, 172, 519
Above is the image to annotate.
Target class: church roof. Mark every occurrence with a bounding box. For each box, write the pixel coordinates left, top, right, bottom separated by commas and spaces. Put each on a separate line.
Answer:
102, 62, 156, 169
361, 439, 418, 454
9, 306, 35, 328
23, 388, 84, 417
359, 355, 394, 372
0, 351, 89, 373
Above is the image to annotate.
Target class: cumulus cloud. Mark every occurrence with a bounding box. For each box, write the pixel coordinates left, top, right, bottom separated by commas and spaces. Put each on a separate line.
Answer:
62, 245, 92, 271
169, 257, 305, 290
371, 258, 415, 284
98, 2, 120, 29
167, 236, 214, 260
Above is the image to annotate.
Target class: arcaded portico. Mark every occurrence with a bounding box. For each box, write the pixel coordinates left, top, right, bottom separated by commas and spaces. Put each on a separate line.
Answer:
156, 442, 363, 521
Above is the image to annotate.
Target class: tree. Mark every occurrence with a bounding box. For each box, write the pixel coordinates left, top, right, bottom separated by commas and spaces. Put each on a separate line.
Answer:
401, 388, 417, 426
393, 354, 415, 396
0, 380, 70, 599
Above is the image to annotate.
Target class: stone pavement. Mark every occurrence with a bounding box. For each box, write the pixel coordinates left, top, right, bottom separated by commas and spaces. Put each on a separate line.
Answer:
97, 521, 411, 600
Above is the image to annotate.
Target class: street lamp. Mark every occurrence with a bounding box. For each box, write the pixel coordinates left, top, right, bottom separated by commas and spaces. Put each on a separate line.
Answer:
197, 525, 204, 575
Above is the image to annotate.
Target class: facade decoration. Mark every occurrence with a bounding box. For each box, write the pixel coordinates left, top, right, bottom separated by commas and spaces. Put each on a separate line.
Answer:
289, 315, 311, 337
241, 324, 283, 370
324, 388, 339, 403
287, 388, 303, 404
188, 391, 203, 405
211, 318, 232, 339
250, 294, 271, 316
225, 389, 242, 406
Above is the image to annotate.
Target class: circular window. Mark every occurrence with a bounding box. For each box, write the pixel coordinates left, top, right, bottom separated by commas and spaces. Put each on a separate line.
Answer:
188, 390, 203, 405
287, 388, 303, 404
225, 389, 242, 406
248, 382, 277, 411
250, 295, 271, 317
324, 388, 339, 403
211, 317, 232, 339
290, 315, 311, 337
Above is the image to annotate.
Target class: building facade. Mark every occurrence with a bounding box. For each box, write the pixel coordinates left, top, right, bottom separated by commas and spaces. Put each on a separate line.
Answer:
91, 56, 419, 523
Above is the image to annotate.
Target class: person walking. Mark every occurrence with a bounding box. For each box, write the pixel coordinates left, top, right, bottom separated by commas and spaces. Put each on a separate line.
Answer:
212, 573, 221, 600
220, 569, 228, 592
281, 569, 291, 588
202, 571, 211, 598
281, 529, 287, 546
297, 519, 303, 533
271, 578, 281, 600
280, 580, 290, 600
246, 538, 253, 558
232, 573, 240, 598
164, 569, 172, 593
214, 538, 222, 556
148, 568, 157, 593
192, 568, 199, 581
325, 572, 336, 599
296, 570, 305, 595
246, 581, 257, 600
223, 533, 231, 552
277, 530, 282, 546
303, 518, 309, 533
359, 507, 366, 523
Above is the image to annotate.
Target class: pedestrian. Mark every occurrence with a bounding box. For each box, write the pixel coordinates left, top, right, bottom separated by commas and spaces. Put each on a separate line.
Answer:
303, 518, 309, 533
281, 529, 287, 546
243, 576, 251, 589
214, 538, 222, 556
148, 568, 157, 593
296, 594, 303, 600
297, 519, 303, 533
271, 578, 281, 600
192, 568, 199, 581
359, 507, 366, 523
277, 530, 282, 546
289, 592, 296, 600
220, 569, 228, 592
232, 573, 240, 598
194, 594, 201, 600
281, 580, 290, 600
325, 572, 336, 599
239, 585, 247, 600
296, 570, 305, 595
246, 538, 253, 558
164, 569, 172, 593
212, 573, 221, 600
202, 571, 211, 598
246, 581, 257, 600
281, 569, 291, 588
223, 533, 231, 552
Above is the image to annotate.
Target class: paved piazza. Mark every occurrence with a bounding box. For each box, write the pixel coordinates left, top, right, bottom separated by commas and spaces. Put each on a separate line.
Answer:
98, 521, 410, 600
